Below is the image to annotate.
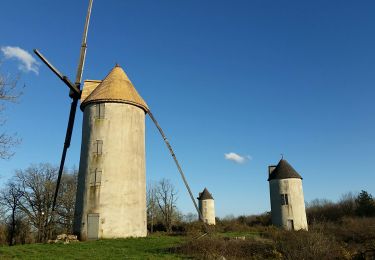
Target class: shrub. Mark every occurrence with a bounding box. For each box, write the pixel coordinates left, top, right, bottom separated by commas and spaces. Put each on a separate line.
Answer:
267, 229, 348, 260
180, 221, 208, 237
177, 236, 280, 259
306, 199, 342, 223
311, 217, 375, 257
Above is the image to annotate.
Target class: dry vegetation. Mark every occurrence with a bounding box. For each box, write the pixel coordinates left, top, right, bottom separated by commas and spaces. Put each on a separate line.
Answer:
175, 192, 375, 259
176, 217, 375, 259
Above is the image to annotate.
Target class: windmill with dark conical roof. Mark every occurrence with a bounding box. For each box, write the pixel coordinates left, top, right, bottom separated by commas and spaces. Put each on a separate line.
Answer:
197, 188, 216, 225
268, 159, 308, 230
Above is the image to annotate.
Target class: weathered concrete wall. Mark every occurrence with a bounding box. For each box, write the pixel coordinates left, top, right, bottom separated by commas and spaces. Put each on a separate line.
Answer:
269, 178, 308, 230
199, 199, 216, 225
74, 102, 147, 240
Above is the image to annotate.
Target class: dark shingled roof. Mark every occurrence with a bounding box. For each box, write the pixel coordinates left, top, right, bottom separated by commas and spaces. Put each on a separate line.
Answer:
197, 188, 214, 200
268, 159, 303, 181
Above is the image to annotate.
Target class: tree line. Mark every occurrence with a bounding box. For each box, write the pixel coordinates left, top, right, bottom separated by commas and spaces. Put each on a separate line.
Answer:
0, 163, 184, 246
306, 190, 375, 223
0, 164, 76, 245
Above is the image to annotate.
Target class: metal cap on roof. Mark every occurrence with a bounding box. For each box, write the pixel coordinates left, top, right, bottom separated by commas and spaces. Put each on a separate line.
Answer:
267, 159, 302, 181
81, 65, 149, 112
197, 188, 214, 200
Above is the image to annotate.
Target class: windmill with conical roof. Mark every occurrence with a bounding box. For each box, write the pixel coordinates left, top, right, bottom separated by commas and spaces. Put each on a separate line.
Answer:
73, 65, 149, 240
268, 159, 308, 230
197, 188, 216, 225
34, 0, 208, 240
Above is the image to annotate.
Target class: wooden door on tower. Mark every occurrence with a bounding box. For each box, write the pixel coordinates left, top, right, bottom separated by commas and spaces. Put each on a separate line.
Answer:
87, 213, 99, 240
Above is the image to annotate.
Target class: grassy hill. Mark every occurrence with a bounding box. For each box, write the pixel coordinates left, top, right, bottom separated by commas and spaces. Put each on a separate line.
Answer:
0, 235, 186, 259
1, 221, 374, 259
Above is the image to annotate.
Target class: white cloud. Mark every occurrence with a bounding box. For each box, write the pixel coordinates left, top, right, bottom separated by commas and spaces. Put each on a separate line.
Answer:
1, 46, 39, 74
224, 152, 252, 164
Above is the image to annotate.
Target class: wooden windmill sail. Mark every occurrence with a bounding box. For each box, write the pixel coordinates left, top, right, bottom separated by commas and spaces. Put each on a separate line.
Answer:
33, 0, 93, 216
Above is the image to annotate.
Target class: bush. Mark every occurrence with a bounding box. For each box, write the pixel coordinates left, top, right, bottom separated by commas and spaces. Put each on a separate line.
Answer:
266, 229, 348, 260
177, 226, 351, 259
177, 236, 280, 259
306, 199, 343, 223
214, 214, 271, 234
311, 217, 375, 257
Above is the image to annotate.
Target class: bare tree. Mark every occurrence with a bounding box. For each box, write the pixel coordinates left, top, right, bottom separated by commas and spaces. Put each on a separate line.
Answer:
55, 171, 77, 234
147, 182, 157, 233
0, 67, 22, 159
0, 181, 22, 245
155, 178, 178, 233
15, 164, 57, 242
338, 192, 356, 216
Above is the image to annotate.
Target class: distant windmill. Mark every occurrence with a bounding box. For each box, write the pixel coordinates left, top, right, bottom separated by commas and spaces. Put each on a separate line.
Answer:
198, 188, 216, 225
34, 0, 207, 240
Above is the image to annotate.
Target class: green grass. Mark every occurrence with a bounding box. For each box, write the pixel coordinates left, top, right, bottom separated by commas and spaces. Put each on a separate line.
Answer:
0, 234, 188, 259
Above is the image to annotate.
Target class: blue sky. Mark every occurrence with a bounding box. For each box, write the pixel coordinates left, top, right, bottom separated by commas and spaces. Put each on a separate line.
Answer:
1, 0, 374, 217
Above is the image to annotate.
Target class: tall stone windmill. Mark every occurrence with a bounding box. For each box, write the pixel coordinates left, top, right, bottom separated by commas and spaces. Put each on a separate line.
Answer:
74, 65, 149, 239
34, 0, 207, 240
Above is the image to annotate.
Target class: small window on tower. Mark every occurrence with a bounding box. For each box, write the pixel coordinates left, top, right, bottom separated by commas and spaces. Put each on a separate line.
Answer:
95, 103, 105, 119
95, 169, 102, 186
94, 140, 103, 155
281, 194, 289, 205
90, 169, 102, 186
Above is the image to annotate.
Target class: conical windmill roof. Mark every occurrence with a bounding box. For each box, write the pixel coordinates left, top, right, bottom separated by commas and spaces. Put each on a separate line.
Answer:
81, 65, 149, 112
268, 159, 302, 181
197, 188, 214, 200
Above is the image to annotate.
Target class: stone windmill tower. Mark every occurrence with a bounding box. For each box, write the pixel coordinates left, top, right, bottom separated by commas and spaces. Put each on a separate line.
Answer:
34, 0, 210, 240
197, 188, 216, 225
268, 159, 308, 231
73, 65, 149, 240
